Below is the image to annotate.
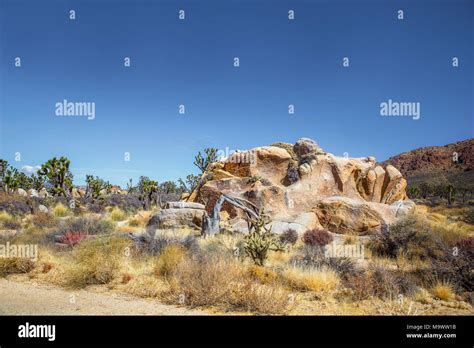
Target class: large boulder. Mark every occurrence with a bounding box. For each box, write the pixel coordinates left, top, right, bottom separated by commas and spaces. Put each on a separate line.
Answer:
165, 201, 205, 210
313, 196, 415, 235
147, 208, 204, 231
293, 138, 324, 157
223, 146, 291, 185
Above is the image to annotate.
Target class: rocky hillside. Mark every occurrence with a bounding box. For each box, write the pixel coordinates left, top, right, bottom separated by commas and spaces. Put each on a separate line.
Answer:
380, 138, 474, 188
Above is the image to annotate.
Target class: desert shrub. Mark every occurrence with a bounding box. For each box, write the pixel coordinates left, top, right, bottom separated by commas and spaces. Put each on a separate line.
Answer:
281, 266, 340, 292
0, 257, 35, 276
229, 282, 290, 314
57, 217, 115, 236
64, 237, 129, 288
346, 265, 417, 300
128, 217, 143, 227
430, 238, 473, 291
430, 280, 455, 301
368, 217, 445, 260
85, 200, 106, 214
164, 252, 289, 314
0, 211, 12, 223
165, 253, 244, 307
30, 212, 56, 228
109, 207, 126, 221
270, 142, 297, 160
247, 265, 278, 284
285, 161, 300, 185
246, 176, 271, 186
52, 203, 69, 217
104, 194, 141, 212
200, 233, 244, 258
123, 275, 163, 298
133, 232, 199, 256
299, 153, 317, 165
154, 245, 187, 277
290, 245, 359, 281
1, 217, 21, 230
463, 208, 474, 224
279, 229, 298, 245
302, 229, 333, 247
0, 193, 31, 215
56, 231, 90, 248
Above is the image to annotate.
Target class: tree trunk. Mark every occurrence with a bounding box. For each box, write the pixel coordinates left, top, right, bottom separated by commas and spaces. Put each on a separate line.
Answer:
201, 193, 260, 237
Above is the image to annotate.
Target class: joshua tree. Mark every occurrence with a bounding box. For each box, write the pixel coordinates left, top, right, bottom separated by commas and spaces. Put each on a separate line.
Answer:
137, 176, 158, 210
85, 175, 112, 199
193, 148, 218, 173
38, 156, 73, 197
446, 184, 455, 206
419, 182, 432, 199
178, 174, 200, 193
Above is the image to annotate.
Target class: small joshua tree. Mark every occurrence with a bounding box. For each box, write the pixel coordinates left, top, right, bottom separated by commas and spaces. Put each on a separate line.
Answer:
193, 148, 218, 173
137, 176, 158, 210
178, 174, 200, 193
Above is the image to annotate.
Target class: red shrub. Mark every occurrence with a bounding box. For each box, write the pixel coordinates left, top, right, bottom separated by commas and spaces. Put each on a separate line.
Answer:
302, 229, 333, 246
56, 231, 89, 248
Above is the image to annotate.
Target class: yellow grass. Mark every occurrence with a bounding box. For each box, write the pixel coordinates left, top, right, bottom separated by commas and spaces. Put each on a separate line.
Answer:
52, 203, 69, 217
154, 245, 187, 277
110, 207, 126, 221
0, 211, 13, 223
431, 281, 455, 301
282, 266, 340, 292
247, 265, 278, 284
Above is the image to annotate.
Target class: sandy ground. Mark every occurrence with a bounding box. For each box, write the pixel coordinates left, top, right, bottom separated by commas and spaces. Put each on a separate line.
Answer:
0, 278, 206, 315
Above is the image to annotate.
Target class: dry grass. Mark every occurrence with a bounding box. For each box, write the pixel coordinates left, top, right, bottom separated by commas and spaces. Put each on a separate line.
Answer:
431, 280, 455, 301
154, 245, 187, 277
52, 203, 69, 217
163, 253, 290, 314
122, 275, 168, 298
281, 266, 340, 293
110, 207, 127, 222
29, 212, 57, 228
63, 236, 130, 288
164, 253, 244, 307
0, 257, 36, 276
0, 211, 13, 224
247, 265, 278, 284
128, 211, 151, 227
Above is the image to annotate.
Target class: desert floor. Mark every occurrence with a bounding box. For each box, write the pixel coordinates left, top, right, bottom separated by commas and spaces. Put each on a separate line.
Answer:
0, 277, 206, 315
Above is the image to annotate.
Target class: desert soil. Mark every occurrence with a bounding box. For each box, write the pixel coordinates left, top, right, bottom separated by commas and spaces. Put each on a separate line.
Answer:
0, 278, 206, 315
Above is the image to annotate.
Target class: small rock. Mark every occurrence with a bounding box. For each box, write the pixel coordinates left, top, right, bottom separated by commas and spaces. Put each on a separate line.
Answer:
38, 205, 49, 213
28, 189, 39, 197
17, 188, 27, 197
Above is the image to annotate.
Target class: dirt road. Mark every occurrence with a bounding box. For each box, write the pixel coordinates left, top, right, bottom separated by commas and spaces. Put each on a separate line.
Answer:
0, 278, 206, 315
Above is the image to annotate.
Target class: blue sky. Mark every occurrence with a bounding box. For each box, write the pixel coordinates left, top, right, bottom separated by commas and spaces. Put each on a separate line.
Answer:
0, 0, 473, 186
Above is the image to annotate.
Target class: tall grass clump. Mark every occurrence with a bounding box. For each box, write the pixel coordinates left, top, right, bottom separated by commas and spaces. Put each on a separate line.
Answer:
64, 236, 130, 288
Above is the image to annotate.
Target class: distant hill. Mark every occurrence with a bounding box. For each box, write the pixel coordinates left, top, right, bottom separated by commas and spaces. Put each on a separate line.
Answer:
380, 138, 474, 189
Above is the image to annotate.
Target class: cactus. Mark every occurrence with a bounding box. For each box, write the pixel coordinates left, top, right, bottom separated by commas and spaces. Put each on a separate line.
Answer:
243, 212, 285, 266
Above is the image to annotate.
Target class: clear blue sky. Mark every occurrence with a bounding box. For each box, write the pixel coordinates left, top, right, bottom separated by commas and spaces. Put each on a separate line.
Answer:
0, 0, 473, 186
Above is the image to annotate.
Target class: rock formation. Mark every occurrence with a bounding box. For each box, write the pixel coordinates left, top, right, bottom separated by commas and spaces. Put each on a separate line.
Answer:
184, 138, 414, 235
